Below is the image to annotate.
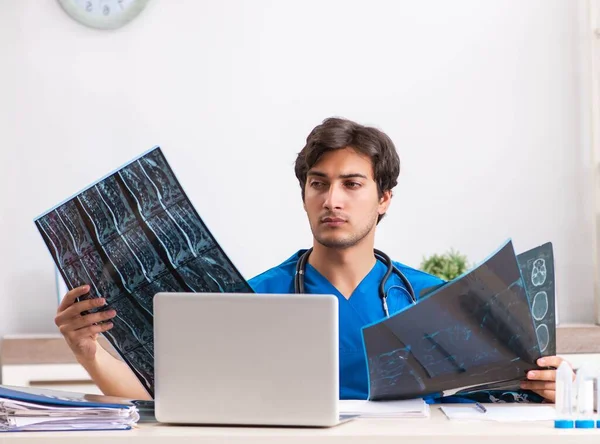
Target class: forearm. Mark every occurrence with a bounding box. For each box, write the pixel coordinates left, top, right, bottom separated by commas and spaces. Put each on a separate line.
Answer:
79, 345, 152, 400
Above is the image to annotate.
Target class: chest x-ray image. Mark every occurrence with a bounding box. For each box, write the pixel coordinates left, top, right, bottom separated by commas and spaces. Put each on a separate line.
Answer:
35, 147, 253, 397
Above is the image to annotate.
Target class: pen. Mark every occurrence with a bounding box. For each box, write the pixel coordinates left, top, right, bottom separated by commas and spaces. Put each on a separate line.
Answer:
474, 402, 487, 413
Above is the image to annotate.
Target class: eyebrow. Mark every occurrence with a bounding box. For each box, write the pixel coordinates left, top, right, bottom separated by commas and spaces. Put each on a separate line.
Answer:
307, 171, 369, 180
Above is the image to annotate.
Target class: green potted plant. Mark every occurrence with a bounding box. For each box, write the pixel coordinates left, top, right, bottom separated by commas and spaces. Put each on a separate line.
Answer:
419, 249, 469, 281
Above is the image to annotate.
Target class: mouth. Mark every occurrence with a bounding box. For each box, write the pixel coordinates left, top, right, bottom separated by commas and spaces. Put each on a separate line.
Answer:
320, 216, 346, 227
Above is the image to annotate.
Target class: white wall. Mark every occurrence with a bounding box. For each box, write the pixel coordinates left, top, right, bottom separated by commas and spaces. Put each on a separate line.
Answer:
0, 0, 595, 340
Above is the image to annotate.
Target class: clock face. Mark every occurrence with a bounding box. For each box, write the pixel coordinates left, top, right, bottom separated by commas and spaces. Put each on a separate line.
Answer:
57, 0, 150, 30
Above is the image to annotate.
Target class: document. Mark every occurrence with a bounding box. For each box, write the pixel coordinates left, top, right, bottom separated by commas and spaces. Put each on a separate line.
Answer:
34, 147, 253, 397
339, 399, 429, 418
0, 385, 139, 432
440, 405, 556, 422
362, 240, 553, 401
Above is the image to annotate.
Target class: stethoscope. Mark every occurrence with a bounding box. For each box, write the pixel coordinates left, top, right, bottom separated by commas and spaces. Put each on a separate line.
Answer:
294, 248, 417, 318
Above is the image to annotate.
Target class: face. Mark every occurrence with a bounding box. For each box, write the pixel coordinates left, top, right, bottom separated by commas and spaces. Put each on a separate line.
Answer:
303, 147, 391, 250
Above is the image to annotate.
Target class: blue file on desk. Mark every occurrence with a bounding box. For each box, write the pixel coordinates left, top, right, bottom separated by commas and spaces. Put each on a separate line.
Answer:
0, 385, 139, 432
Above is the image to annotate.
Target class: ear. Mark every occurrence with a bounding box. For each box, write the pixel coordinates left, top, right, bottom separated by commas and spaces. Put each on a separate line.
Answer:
378, 190, 392, 216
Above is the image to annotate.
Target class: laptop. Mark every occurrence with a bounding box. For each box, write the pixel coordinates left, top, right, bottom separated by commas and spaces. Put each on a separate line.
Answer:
153, 292, 355, 427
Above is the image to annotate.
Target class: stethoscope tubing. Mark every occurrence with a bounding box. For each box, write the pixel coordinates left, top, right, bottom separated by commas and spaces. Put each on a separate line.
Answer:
294, 248, 417, 317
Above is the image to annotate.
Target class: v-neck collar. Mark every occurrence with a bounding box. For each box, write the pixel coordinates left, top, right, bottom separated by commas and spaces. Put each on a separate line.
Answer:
304, 261, 388, 325
304, 261, 379, 301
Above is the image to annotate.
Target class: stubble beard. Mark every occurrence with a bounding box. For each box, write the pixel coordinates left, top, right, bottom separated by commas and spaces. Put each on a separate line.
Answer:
313, 217, 377, 250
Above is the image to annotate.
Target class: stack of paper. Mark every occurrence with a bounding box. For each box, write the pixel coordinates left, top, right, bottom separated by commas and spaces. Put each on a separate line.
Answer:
0, 386, 139, 432
339, 399, 430, 418
440, 405, 556, 422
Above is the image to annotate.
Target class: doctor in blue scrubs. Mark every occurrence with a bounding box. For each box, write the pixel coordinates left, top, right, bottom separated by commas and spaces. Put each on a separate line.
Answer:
248, 117, 568, 403
54, 117, 570, 403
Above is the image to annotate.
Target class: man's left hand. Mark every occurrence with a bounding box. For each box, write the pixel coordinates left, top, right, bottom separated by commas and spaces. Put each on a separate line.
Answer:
519, 356, 573, 403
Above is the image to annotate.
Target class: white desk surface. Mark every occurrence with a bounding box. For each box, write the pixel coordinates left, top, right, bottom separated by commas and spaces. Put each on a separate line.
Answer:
1, 405, 598, 444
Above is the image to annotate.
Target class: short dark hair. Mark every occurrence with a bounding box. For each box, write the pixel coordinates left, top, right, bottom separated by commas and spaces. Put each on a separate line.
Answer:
294, 117, 400, 223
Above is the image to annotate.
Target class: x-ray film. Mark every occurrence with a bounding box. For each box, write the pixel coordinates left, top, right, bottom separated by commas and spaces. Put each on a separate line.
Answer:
362, 240, 541, 400
516, 243, 555, 356
34, 147, 253, 397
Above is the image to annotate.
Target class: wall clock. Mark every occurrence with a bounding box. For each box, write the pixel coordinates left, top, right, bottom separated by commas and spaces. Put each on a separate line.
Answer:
57, 0, 150, 30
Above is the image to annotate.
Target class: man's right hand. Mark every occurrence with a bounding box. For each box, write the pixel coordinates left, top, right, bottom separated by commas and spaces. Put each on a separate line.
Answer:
54, 285, 117, 364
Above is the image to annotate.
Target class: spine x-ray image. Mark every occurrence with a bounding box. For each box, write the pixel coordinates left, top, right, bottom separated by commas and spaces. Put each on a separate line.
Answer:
35, 147, 253, 397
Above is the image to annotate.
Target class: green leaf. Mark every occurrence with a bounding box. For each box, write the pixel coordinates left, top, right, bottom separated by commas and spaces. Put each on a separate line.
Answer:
419, 248, 469, 281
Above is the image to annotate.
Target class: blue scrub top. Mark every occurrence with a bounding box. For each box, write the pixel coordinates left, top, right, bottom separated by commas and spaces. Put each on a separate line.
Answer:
249, 250, 442, 400
249, 250, 544, 404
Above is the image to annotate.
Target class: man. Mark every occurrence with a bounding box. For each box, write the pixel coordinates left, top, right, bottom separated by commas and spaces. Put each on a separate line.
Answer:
55, 117, 565, 402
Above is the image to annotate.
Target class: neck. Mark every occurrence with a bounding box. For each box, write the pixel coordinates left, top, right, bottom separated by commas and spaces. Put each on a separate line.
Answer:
308, 237, 376, 299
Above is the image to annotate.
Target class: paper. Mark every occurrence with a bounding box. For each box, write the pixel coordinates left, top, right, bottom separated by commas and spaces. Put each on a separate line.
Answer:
362, 240, 546, 401
440, 405, 556, 422
34, 147, 253, 397
0, 385, 139, 432
339, 399, 429, 418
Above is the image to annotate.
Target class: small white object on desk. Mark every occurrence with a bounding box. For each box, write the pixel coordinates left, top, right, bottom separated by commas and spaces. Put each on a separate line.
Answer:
574, 364, 596, 429
441, 405, 556, 422
339, 399, 429, 418
554, 360, 575, 428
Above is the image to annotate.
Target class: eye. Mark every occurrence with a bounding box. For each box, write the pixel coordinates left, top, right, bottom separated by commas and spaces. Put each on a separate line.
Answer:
309, 181, 327, 190
345, 181, 362, 189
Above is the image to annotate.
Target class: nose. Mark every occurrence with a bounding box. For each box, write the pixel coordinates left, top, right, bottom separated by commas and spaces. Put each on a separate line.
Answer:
323, 183, 344, 210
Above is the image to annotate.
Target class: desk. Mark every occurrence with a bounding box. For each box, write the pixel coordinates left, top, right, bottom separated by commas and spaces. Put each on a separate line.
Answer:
1, 405, 598, 443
